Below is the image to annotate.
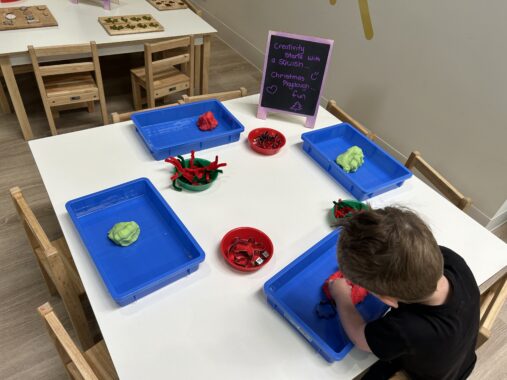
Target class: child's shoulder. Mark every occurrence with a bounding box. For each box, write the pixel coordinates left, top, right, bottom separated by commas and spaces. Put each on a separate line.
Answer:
439, 245, 479, 300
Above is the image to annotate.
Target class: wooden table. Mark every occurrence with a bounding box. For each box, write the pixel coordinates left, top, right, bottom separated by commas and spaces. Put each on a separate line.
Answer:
0, 0, 216, 140
29, 95, 507, 379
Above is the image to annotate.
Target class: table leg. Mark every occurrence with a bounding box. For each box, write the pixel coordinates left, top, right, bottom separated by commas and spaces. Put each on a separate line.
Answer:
0, 79, 11, 113
200, 35, 211, 95
0, 57, 33, 140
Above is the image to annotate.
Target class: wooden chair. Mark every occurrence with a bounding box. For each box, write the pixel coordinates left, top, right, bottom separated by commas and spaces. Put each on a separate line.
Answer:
131, 36, 194, 110
404, 151, 472, 210
111, 102, 179, 123
178, 87, 247, 104
477, 273, 507, 348
326, 100, 376, 140
10, 187, 95, 350
28, 42, 109, 135
38, 303, 118, 380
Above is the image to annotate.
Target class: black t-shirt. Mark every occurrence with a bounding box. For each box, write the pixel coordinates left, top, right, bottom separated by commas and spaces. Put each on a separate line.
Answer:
363, 246, 480, 380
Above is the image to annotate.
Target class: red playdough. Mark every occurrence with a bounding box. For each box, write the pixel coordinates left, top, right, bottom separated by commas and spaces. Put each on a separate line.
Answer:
323, 271, 368, 305
197, 111, 218, 131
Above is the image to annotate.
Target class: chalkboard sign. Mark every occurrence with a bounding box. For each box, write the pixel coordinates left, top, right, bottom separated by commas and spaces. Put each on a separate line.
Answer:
257, 31, 334, 128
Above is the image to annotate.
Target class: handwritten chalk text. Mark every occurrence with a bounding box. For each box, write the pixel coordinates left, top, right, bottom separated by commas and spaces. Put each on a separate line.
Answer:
277, 59, 303, 68
284, 52, 304, 60
271, 72, 305, 82
282, 80, 309, 91
274, 43, 305, 54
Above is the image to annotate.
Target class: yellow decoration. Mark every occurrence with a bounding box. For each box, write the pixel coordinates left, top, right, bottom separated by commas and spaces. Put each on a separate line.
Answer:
329, 0, 374, 40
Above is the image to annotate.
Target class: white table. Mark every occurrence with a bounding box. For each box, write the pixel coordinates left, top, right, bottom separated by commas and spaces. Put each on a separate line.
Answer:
29, 95, 507, 379
0, 0, 216, 140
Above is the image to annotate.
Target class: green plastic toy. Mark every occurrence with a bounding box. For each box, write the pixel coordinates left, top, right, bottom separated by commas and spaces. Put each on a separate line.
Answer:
108, 221, 140, 247
336, 146, 364, 173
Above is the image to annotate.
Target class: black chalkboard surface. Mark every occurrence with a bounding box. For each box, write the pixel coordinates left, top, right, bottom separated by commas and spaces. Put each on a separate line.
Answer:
257, 32, 333, 127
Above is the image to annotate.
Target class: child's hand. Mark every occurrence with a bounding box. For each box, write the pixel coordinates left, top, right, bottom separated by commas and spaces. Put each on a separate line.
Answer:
328, 277, 353, 306
329, 277, 372, 352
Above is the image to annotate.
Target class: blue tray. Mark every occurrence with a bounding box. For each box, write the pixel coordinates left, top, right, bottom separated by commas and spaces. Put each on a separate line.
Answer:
132, 99, 245, 160
65, 178, 205, 306
264, 230, 388, 362
301, 123, 412, 200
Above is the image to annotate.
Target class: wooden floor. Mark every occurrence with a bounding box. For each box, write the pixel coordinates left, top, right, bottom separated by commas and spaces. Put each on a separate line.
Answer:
0, 36, 505, 379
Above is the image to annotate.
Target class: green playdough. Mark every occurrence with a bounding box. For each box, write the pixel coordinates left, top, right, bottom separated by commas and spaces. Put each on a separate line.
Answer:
108, 221, 140, 247
336, 146, 364, 173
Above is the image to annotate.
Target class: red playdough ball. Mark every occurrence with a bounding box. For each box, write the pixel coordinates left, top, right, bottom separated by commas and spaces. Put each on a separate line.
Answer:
197, 111, 218, 131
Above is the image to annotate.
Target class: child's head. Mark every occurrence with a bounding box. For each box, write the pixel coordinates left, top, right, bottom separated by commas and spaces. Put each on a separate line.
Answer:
336, 206, 443, 303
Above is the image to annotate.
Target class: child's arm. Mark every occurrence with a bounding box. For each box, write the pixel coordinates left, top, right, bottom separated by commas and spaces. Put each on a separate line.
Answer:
329, 278, 372, 352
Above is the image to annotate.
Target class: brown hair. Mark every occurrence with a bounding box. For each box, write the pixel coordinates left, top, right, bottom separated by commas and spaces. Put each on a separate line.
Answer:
336, 207, 443, 302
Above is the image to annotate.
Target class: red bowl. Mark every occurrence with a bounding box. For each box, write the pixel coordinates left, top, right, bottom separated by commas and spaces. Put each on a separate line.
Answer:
220, 227, 274, 272
248, 128, 286, 155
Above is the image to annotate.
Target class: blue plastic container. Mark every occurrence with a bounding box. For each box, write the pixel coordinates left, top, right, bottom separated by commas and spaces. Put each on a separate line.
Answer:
131, 99, 245, 160
301, 123, 412, 200
65, 178, 206, 306
264, 230, 388, 362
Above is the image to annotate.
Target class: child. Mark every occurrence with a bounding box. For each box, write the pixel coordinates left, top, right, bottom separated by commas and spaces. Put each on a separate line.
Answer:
329, 207, 480, 380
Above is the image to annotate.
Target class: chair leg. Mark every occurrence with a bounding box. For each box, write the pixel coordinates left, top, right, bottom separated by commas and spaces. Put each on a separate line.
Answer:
60, 288, 95, 350
43, 103, 58, 136
87, 101, 95, 113
46, 251, 95, 350
131, 74, 142, 111
476, 326, 491, 349
98, 98, 109, 126
37, 257, 58, 297
194, 44, 201, 95
0, 80, 12, 114
146, 86, 156, 109
477, 275, 507, 348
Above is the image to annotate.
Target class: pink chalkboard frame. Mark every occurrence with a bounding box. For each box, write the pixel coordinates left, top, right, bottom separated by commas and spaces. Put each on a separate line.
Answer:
257, 31, 334, 128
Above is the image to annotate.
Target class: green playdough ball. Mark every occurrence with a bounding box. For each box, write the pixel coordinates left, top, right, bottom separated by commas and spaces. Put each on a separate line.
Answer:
108, 221, 140, 247
336, 146, 365, 173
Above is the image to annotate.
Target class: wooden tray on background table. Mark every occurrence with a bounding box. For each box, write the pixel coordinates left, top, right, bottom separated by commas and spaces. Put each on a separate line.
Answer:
0, 5, 57, 31
98, 14, 163, 36
147, 0, 188, 11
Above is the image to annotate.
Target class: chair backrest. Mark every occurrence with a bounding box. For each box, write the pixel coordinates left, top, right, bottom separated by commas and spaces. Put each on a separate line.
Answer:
10, 186, 57, 258
38, 302, 99, 380
28, 42, 104, 98
9, 186, 83, 291
111, 102, 179, 123
326, 100, 376, 140
145, 37, 194, 83
11, 186, 94, 349
404, 151, 472, 210
179, 87, 247, 104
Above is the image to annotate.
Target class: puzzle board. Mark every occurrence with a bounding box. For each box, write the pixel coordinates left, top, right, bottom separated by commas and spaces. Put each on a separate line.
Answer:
0, 5, 58, 31
98, 14, 164, 36
147, 0, 188, 11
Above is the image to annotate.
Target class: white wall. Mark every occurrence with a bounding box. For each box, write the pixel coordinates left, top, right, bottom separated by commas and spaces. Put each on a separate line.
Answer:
195, 0, 507, 224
